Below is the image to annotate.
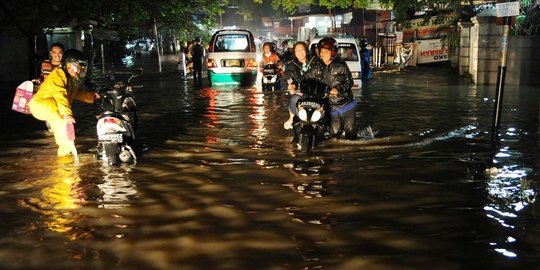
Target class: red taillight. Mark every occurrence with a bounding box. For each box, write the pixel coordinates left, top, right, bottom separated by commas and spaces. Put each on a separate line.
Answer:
246, 59, 258, 68
207, 59, 218, 68
97, 117, 124, 133
101, 117, 122, 125
249, 32, 256, 52
208, 35, 216, 52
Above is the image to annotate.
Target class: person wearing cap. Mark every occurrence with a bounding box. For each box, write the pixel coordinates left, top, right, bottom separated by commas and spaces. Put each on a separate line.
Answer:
28, 49, 100, 156
288, 37, 357, 140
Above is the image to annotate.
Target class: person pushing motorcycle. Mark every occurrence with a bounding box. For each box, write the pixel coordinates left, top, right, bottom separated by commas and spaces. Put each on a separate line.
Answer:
288, 37, 357, 139
28, 49, 100, 156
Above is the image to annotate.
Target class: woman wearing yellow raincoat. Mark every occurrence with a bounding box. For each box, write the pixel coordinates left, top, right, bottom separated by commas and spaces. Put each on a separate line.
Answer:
29, 49, 99, 156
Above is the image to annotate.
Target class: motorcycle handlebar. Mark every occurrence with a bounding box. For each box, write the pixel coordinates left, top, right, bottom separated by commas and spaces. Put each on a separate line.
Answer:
298, 80, 330, 99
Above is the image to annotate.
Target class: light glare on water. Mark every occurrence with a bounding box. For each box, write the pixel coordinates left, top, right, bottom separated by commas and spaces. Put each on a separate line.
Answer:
0, 65, 539, 269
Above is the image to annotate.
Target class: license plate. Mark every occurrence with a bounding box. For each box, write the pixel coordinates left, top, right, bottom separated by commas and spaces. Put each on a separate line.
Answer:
224, 59, 241, 67
99, 133, 123, 143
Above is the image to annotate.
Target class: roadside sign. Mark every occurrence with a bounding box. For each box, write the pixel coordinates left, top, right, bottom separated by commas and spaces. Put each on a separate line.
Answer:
496, 2, 520, 17
415, 39, 449, 64
93, 28, 120, 41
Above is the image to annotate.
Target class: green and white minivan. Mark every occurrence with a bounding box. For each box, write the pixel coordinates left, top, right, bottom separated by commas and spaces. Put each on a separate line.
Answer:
207, 29, 259, 86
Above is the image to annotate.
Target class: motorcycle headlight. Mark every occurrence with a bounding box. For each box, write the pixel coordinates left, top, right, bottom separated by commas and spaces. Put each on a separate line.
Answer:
351, 72, 361, 79
298, 109, 308, 121
311, 110, 322, 122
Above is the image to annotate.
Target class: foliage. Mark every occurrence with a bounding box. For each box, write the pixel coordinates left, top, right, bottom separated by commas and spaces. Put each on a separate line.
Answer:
257, 0, 462, 24
117, 0, 225, 40
254, 0, 372, 13
514, 3, 540, 36
233, 0, 278, 26
0, 0, 225, 40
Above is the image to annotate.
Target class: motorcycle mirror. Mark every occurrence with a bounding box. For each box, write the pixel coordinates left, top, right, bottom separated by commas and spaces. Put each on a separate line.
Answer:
132, 68, 143, 77
128, 68, 143, 83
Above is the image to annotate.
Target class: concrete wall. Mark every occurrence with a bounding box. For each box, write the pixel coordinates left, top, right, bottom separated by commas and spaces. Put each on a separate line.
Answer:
458, 22, 472, 75
460, 15, 540, 85
507, 36, 540, 85
469, 16, 501, 85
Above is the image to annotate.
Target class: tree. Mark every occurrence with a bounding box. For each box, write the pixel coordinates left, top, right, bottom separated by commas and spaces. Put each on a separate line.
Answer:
515, 1, 540, 36
255, 0, 462, 24
0, 0, 225, 41
232, 0, 285, 31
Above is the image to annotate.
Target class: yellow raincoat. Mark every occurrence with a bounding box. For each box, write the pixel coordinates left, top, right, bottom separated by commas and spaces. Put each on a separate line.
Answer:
29, 67, 95, 156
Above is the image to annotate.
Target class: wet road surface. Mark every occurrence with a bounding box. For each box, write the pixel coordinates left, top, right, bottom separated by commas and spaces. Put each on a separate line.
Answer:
0, 58, 539, 269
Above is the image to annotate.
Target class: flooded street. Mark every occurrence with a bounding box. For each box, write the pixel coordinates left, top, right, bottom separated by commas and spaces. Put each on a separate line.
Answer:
0, 62, 539, 269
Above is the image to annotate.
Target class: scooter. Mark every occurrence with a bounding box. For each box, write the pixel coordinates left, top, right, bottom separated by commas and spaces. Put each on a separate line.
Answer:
293, 79, 330, 153
261, 63, 281, 91
96, 68, 143, 165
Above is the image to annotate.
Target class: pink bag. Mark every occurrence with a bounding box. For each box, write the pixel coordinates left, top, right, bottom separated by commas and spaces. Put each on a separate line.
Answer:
65, 120, 75, 141
11, 81, 34, 114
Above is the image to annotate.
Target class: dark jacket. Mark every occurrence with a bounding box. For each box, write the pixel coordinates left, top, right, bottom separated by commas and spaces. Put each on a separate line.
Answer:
281, 56, 318, 89
191, 43, 204, 69
296, 57, 354, 110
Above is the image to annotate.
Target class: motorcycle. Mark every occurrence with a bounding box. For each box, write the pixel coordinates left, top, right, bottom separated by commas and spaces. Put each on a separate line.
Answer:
261, 63, 281, 91
96, 68, 143, 165
292, 79, 330, 153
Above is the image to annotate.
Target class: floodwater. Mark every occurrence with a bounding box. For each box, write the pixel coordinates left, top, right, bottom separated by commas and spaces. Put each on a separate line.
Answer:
0, 62, 539, 269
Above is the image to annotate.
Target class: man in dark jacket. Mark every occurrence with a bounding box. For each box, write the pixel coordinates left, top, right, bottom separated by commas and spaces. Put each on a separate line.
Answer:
289, 37, 357, 139
191, 37, 205, 84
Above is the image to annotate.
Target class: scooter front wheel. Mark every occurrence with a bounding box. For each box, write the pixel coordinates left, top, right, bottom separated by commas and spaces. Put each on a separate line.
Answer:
299, 134, 314, 153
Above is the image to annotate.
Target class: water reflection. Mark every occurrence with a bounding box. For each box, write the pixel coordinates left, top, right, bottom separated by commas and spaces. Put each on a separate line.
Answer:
98, 165, 137, 209
5, 64, 540, 269
200, 87, 219, 129
198, 86, 247, 146
283, 157, 333, 200
247, 90, 268, 149
199, 87, 220, 144
484, 125, 537, 259
284, 179, 334, 199
284, 157, 328, 176
19, 159, 87, 240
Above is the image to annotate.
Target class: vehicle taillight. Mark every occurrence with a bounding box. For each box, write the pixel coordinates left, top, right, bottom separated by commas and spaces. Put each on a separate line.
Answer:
208, 35, 216, 52
246, 59, 258, 68
207, 59, 218, 68
249, 32, 256, 52
97, 117, 125, 134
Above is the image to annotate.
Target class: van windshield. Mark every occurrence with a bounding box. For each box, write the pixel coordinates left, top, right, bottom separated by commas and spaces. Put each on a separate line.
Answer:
338, 43, 359, 61
213, 34, 250, 52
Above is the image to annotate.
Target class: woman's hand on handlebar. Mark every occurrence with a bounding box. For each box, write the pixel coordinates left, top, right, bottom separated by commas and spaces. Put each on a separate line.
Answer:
287, 82, 297, 94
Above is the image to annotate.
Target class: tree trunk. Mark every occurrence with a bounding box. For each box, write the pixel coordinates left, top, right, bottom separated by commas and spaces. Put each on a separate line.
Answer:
153, 18, 162, 72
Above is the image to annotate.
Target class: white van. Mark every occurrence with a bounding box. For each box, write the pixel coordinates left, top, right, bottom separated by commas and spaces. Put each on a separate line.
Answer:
310, 35, 362, 89
207, 29, 259, 86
